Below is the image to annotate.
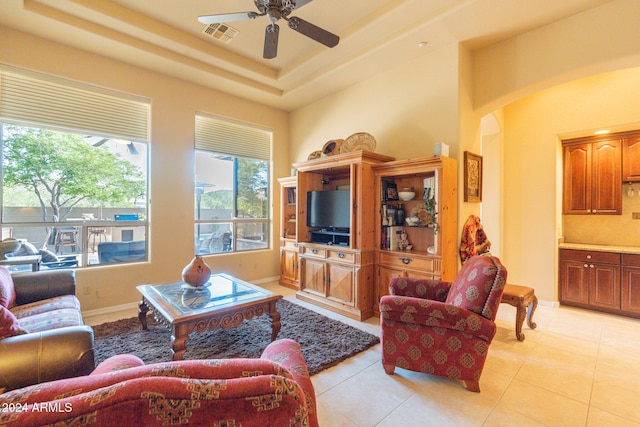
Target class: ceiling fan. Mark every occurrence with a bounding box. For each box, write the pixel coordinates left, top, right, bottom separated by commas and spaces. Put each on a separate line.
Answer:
198, 0, 340, 59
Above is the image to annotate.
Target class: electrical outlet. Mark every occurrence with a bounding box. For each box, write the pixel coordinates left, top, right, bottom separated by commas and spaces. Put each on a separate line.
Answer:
633, 212, 640, 220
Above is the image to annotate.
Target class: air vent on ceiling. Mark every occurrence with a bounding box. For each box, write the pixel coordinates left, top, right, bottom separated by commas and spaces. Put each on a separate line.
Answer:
202, 23, 239, 44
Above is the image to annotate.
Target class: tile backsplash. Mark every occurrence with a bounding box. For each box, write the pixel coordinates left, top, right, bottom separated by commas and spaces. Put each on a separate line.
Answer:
562, 189, 640, 247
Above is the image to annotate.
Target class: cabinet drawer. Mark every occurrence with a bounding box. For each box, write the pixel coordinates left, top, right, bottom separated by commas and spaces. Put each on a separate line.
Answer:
282, 240, 299, 249
378, 252, 434, 272
302, 246, 326, 258
327, 249, 355, 264
622, 253, 640, 267
560, 249, 620, 264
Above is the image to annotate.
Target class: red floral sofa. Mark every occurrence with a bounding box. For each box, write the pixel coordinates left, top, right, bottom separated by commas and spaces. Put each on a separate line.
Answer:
380, 255, 507, 392
0, 339, 317, 427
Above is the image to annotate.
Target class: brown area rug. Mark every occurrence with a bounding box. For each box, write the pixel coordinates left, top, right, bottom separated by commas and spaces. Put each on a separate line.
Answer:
93, 299, 380, 376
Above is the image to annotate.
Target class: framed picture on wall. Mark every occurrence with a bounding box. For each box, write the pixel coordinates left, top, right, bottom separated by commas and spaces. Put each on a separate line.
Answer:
464, 151, 483, 202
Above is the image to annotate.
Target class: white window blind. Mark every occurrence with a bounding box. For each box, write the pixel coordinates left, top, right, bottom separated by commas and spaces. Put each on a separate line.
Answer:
0, 70, 149, 141
195, 114, 271, 160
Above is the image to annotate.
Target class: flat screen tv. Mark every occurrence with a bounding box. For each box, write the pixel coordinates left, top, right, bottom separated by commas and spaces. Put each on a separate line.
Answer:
306, 190, 350, 230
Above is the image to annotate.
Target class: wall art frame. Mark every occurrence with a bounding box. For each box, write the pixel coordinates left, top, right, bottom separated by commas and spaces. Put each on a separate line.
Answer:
464, 151, 483, 202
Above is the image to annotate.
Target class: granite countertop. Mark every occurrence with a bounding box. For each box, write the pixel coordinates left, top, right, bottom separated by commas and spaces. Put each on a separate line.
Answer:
558, 242, 640, 255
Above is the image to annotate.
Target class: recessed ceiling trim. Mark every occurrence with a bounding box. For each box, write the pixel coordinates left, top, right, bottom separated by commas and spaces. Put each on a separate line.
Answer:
67, 0, 277, 79
24, 0, 282, 96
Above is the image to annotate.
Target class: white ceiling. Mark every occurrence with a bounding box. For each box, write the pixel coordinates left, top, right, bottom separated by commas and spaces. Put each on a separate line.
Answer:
0, 0, 613, 111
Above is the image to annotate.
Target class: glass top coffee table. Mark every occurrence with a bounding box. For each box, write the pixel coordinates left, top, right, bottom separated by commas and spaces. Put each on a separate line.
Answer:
137, 273, 282, 360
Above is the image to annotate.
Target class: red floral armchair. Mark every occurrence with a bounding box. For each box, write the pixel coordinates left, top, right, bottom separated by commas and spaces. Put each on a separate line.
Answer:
0, 339, 317, 427
380, 255, 507, 392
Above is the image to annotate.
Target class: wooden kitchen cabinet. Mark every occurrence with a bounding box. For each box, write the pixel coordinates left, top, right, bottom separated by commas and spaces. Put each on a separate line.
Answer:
562, 138, 621, 215
621, 254, 640, 315
623, 136, 640, 182
559, 248, 622, 313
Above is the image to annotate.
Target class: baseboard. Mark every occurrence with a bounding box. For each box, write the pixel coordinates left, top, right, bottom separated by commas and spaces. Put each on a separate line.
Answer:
82, 301, 139, 319
538, 299, 560, 308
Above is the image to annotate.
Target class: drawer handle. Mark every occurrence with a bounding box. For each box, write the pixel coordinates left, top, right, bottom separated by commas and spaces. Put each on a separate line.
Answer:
338, 253, 345, 258
311, 249, 318, 254
586, 254, 591, 259
401, 258, 412, 265
584, 264, 588, 268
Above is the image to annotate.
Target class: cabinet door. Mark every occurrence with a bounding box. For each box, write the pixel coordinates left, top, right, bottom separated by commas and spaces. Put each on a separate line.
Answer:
589, 263, 620, 309
563, 143, 591, 214
623, 137, 640, 182
280, 248, 298, 284
559, 259, 590, 304
622, 265, 640, 314
375, 266, 406, 313
591, 140, 621, 214
327, 263, 354, 306
300, 258, 326, 297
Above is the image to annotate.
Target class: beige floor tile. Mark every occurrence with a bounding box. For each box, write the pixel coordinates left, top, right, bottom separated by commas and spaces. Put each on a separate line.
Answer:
594, 357, 640, 394
587, 407, 640, 427
499, 379, 589, 427
484, 402, 551, 427
316, 363, 417, 425
377, 389, 496, 427
591, 382, 640, 423
312, 345, 380, 395
514, 357, 594, 403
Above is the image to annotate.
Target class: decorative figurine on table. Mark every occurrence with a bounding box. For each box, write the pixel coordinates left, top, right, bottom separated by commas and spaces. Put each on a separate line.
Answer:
398, 229, 413, 251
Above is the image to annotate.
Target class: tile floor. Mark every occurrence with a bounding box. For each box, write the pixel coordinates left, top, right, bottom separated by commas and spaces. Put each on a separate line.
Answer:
85, 280, 640, 427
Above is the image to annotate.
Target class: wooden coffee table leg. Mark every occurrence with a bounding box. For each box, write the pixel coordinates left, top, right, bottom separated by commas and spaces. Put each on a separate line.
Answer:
269, 303, 281, 342
171, 324, 188, 361
138, 301, 149, 330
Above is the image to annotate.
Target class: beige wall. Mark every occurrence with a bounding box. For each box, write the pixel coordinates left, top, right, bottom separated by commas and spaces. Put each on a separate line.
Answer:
289, 44, 462, 164
0, 26, 290, 311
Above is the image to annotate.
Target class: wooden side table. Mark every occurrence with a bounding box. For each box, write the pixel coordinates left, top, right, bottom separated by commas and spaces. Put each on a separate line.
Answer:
500, 284, 538, 341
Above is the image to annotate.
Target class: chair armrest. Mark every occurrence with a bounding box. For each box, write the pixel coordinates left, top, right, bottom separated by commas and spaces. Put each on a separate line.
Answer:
388, 277, 451, 302
0, 325, 94, 392
380, 295, 497, 342
261, 339, 317, 426
12, 269, 76, 305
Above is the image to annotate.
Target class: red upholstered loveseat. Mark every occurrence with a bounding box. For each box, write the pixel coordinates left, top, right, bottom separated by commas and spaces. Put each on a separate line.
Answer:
380, 255, 507, 392
0, 339, 317, 427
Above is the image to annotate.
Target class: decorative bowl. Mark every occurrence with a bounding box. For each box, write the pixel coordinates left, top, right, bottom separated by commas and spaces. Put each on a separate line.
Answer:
398, 189, 415, 201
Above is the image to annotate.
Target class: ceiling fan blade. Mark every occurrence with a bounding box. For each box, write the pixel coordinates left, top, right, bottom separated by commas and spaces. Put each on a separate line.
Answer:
292, 0, 314, 10
263, 24, 279, 59
198, 12, 257, 25
287, 17, 339, 48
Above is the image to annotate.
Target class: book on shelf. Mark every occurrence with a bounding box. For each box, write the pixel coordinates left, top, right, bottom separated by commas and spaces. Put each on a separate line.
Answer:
381, 226, 403, 250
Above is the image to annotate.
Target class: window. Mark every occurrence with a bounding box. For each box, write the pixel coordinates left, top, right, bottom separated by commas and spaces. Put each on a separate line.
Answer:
0, 69, 150, 269
194, 114, 271, 255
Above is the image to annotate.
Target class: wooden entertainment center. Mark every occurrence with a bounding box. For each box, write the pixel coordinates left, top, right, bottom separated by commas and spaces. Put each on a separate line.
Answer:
278, 150, 457, 320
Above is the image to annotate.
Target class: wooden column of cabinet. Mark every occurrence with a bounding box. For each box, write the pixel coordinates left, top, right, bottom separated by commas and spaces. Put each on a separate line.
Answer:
277, 176, 299, 289
559, 249, 622, 313
292, 151, 395, 321
372, 156, 458, 314
562, 137, 621, 215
